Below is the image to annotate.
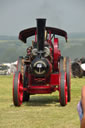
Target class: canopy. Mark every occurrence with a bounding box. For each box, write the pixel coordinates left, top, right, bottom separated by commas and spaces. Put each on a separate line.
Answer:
19, 27, 67, 43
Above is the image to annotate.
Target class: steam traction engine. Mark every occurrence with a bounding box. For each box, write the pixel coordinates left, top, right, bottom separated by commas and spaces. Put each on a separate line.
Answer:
13, 19, 71, 106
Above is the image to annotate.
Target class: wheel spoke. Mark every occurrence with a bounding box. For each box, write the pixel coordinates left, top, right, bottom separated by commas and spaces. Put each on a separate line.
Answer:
65, 73, 67, 104
18, 74, 23, 103
19, 85, 23, 91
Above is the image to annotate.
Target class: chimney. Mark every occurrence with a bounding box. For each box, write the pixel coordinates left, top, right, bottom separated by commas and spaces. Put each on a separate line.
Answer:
36, 18, 46, 51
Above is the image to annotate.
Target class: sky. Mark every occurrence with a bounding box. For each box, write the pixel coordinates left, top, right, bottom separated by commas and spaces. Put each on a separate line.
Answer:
0, 0, 85, 36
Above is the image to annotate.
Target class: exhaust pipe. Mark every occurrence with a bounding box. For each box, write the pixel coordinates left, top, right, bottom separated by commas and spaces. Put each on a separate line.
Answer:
36, 18, 46, 52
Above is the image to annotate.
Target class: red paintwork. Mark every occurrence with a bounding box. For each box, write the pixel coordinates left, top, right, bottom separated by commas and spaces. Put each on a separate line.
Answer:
53, 38, 61, 71
27, 86, 55, 94
50, 73, 59, 86
22, 73, 59, 94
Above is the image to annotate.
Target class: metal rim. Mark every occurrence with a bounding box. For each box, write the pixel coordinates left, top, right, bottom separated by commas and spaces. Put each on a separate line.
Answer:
17, 56, 23, 72
13, 71, 23, 106
59, 71, 67, 106
66, 57, 71, 102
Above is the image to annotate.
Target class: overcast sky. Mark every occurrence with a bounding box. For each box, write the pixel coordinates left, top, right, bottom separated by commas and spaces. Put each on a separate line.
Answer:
0, 0, 85, 36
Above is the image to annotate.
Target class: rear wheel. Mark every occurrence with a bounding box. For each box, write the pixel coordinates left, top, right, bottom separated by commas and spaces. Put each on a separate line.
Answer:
66, 57, 71, 102
13, 71, 23, 106
59, 56, 71, 102
59, 71, 67, 106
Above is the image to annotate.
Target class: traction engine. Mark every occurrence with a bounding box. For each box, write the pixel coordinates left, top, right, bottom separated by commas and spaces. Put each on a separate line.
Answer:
13, 19, 71, 106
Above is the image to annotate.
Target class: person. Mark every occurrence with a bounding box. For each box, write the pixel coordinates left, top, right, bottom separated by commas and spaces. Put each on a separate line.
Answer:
77, 86, 85, 128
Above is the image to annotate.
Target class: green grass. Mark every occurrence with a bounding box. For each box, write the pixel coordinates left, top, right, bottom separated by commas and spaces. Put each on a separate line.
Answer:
0, 75, 85, 128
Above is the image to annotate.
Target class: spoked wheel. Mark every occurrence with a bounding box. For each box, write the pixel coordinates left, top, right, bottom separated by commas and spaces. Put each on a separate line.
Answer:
13, 71, 23, 106
59, 71, 68, 106
66, 57, 71, 102
23, 66, 30, 102
59, 56, 71, 102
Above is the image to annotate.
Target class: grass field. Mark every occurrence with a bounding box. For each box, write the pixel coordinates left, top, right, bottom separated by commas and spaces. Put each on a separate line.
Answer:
0, 75, 85, 128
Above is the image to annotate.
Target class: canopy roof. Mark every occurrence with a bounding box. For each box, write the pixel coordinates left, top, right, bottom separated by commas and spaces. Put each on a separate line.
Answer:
19, 27, 67, 43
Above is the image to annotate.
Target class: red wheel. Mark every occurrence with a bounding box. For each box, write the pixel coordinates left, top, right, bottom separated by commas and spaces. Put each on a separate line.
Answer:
13, 71, 23, 106
66, 57, 71, 102
59, 71, 68, 106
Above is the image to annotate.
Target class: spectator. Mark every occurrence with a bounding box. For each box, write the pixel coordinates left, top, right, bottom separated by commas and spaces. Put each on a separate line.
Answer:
77, 86, 85, 128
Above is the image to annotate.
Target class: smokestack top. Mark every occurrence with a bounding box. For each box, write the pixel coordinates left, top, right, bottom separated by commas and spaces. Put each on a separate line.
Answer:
36, 18, 46, 30
36, 18, 46, 20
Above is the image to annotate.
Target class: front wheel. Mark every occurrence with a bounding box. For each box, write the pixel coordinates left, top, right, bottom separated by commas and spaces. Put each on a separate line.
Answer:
59, 71, 68, 106
13, 71, 23, 106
